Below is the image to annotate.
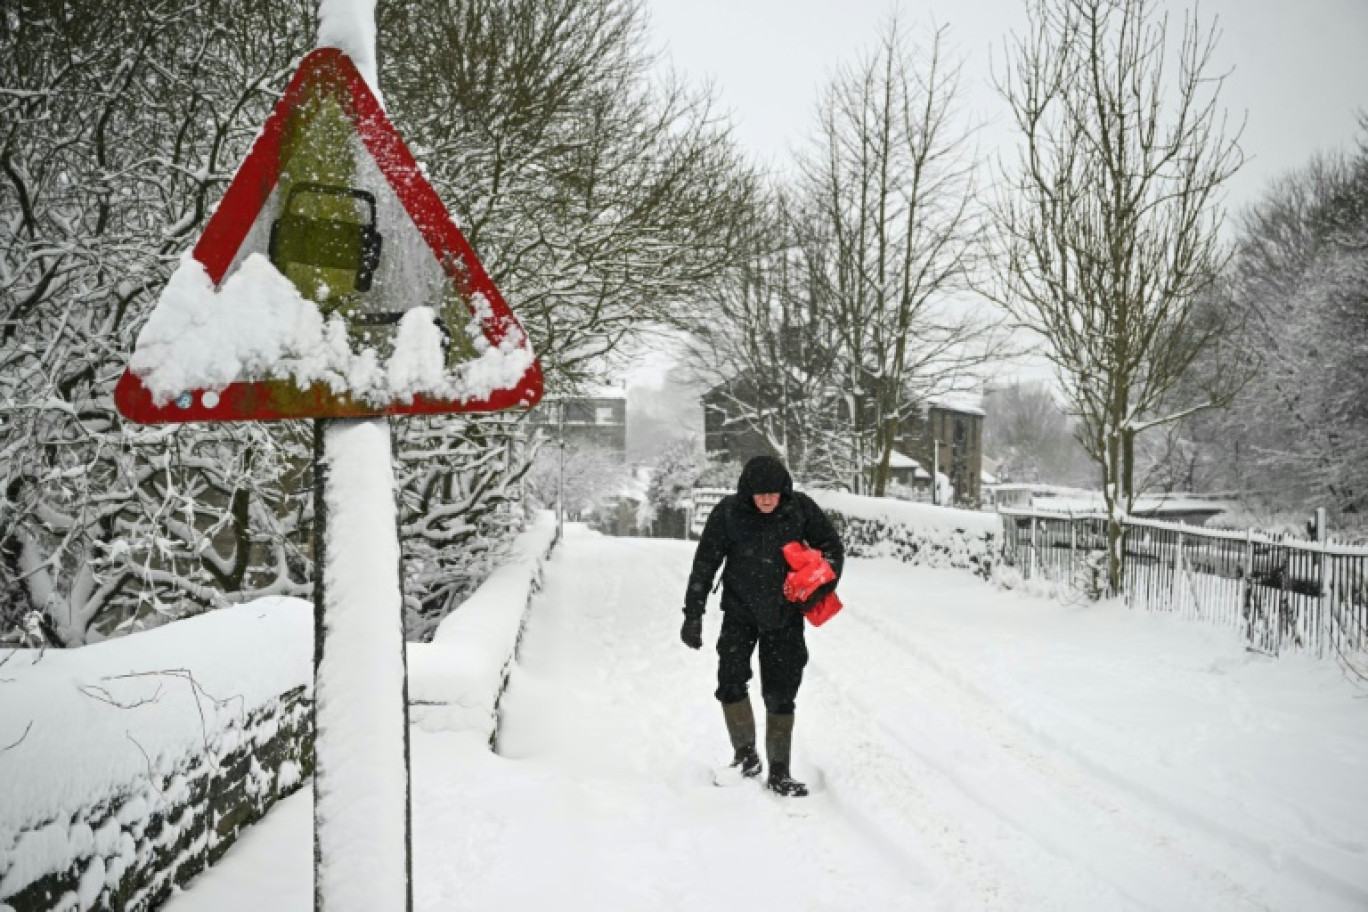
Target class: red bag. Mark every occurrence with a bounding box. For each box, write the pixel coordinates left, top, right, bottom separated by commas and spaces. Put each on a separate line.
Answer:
804, 591, 843, 627
781, 542, 843, 627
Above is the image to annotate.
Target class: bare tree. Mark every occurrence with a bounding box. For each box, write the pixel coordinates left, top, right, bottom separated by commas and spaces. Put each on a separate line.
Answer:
1179, 136, 1368, 515
798, 17, 1003, 495
989, 0, 1245, 590
377, 0, 764, 635
0, 0, 315, 644
673, 190, 843, 478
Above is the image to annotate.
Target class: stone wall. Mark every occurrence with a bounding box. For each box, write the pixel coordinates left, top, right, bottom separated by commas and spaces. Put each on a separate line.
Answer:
1, 686, 312, 912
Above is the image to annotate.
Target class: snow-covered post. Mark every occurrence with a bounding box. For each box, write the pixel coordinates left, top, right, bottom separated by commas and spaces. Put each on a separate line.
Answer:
1172, 530, 1186, 616
1239, 528, 1254, 644
313, 419, 411, 912
932, 438, 941, 506
1314, 507, 1329, 659
1068, 510, 1077, 588
309, 4, 411, 911
557, 398, 566, 535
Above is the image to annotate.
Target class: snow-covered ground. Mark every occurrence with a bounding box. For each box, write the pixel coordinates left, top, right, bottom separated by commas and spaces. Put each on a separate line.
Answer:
169, 524, 1368, 911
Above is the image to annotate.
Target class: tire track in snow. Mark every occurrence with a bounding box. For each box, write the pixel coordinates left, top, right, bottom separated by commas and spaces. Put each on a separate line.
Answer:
848, 600, 1368, 911
800, 689, 1047, 912
809, 586, 1309, 911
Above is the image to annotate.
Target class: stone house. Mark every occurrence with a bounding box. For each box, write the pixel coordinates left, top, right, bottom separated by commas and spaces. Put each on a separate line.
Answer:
529, 394, 627, 460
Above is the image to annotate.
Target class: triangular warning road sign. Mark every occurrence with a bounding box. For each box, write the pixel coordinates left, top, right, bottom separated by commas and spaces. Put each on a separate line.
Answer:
115, 47, 543, 424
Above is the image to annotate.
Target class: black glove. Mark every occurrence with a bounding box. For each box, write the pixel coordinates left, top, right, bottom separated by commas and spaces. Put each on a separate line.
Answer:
799, 581, 837, 612
680, 614, 703, 650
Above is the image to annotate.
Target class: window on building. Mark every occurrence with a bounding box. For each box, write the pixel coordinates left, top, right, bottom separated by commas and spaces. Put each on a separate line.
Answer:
596, 406, 615, 425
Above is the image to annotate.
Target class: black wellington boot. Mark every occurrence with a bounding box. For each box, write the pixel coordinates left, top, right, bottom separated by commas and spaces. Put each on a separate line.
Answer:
765, 712, 808, 797
722, 698, 763, 778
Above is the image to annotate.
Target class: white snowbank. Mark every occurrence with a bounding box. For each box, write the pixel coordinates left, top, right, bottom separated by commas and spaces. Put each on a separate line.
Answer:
407, 512, 559, 740
810, 488, 998, 537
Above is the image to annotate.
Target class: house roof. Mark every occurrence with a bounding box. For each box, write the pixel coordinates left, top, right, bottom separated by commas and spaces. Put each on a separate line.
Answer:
928, 392, 985, 416
887, 450, 921, 469
886, 450, 934, 480
1003, 488, 1233, 519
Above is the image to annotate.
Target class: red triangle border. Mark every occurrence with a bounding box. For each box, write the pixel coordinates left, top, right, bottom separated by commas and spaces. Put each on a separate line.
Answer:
116, 47, 543, 424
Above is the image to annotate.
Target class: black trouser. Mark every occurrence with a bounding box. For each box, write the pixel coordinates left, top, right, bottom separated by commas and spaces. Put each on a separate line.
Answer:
714, 608, 808, 715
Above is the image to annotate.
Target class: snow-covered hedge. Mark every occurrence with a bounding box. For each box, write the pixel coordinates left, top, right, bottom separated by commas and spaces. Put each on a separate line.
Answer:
808, 490, 998, 578
407, 511, 560, 743
0, 599, 313, 912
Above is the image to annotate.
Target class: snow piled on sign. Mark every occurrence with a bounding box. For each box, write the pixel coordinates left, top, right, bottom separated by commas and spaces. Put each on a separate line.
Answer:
316, 0, 379, 94
130, 253, 533, 407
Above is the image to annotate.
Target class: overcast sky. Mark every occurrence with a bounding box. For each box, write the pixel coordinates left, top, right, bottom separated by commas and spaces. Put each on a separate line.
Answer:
644, 0, 1368, 215
625, 0, 1367, 435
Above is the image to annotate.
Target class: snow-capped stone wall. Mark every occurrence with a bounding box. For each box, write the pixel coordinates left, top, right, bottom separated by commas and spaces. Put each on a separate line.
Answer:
0, 600, 314, 912
808, 490, 998, 579
407, 510, 560, 743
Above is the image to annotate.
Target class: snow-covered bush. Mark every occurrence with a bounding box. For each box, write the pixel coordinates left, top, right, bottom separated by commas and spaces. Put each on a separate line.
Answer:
808, 490, 998, 578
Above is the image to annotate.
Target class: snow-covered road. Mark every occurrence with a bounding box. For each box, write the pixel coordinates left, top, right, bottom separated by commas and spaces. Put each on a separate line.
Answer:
170, 524, 1368, 911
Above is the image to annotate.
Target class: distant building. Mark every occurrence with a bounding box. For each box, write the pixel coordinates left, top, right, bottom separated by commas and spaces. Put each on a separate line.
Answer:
701, 380, 985, 508
529, 394, 627, 461
894, 398, 985, 508
885, 449, 931, 488
701, 379, 782, 466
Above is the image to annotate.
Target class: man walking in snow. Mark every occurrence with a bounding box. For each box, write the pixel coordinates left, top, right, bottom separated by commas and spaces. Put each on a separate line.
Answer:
680, 455, 844, 797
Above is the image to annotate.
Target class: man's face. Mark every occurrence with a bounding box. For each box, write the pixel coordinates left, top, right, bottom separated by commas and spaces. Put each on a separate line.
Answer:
753, 492, 780, 514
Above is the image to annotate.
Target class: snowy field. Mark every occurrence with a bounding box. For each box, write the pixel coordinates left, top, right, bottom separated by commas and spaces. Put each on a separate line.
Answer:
169, 524, 1368, 912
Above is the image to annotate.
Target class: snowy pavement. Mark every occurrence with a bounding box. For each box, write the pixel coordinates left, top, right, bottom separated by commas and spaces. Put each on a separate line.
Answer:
169, 524, 1368, 911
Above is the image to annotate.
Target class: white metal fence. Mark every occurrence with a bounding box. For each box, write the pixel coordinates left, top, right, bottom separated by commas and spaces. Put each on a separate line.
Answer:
999, 509, 1368, 659
686, 488, 731, 538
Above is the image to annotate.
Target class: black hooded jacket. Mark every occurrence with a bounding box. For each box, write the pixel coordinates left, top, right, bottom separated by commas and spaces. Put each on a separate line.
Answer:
684, 456, 844, 631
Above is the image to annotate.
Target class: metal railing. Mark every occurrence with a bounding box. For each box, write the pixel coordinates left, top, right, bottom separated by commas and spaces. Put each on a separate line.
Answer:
686, 488, 731, 538
999, 509, 1368, 659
